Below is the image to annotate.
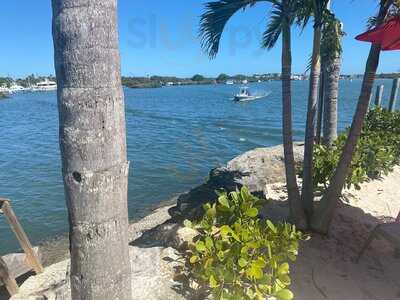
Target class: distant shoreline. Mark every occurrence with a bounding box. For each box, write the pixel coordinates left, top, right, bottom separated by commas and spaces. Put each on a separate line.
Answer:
1, 73, 398, 92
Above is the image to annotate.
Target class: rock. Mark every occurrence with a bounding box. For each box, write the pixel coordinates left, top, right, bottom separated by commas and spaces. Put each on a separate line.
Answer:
130, 219, 198, 251
10, 247, 185, 300
10, 260, 70, 300
171, 143, 303, 220
225, 143, 303, 188
33, 205, 175, 268
128, 205, 175, 242
0, 247, 41, 286
130, 247, 186, 300
172, 227, 198, 250
131, 220, 181, 248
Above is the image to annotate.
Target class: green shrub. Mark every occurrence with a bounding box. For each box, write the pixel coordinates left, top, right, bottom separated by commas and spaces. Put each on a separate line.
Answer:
313, 107, 400, 190
181, 187, 307, 300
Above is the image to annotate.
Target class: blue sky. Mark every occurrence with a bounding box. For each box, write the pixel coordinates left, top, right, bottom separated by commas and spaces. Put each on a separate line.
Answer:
0, 0, 398, 78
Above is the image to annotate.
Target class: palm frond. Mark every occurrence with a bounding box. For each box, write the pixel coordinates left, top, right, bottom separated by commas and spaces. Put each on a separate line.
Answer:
199, 0, 267, 58
295, 0, 313, 30
305, 52, 313, 73
366, 16, 378, 30
262, 0, 302, 49
296, 0, 329, 29
367, 0, 399, 29
262, 5, 284, 49
387, 1, 400, 18
313, 0, 330, 26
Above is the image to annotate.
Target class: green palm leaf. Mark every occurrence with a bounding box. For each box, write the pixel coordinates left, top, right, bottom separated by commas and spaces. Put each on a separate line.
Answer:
199, 0, 268, 58
262, 5, 284, 49
262, 0, 303, 49
296, 0, 329, 28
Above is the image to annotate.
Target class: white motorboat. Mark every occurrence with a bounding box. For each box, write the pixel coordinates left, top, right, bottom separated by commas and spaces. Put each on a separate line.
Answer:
233, 87, 269, 102
9, 84, 27, 93
31, 79, 57, 91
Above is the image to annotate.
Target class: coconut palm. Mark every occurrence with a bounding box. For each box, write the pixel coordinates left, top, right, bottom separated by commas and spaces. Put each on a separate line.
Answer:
299, 0, 329, 219
315, 60, 325, 144
316, 1, 343, 146
199, 0, 307, 229
322, 15, 343, 146
311, 0, 395, 234
51, 0, 132, 299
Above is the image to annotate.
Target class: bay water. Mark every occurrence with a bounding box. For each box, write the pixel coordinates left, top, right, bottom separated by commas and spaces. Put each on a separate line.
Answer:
0, 79, 393, 254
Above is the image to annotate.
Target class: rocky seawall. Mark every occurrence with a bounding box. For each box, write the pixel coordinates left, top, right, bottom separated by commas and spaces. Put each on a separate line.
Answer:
170, 143, 303, 220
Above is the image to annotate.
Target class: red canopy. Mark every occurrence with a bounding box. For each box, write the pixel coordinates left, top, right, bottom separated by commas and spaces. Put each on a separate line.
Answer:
356, 17, 400, 51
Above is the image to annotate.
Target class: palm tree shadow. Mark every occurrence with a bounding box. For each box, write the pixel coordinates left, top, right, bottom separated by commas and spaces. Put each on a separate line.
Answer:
129, 219, 180, 248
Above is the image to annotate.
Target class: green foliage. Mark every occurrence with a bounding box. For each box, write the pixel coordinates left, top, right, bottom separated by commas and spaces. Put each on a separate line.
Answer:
0, 77, 13, 88
192, 74, 206, 82
313, 107, 400, 190
199, 0, 261, 58
321, 12, 345, 62
121, 76, 162, 89
182, 187, 307, 300
216, 73, 230, 82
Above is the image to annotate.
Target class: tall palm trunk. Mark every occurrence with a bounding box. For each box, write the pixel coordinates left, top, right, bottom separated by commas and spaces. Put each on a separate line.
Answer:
316, 60, 326, 144
281, 17, 307, 230
316, 0, 331, 146
311, 0, 393, 234
52, 1, 132, 299
301, 24, 322, 219
322, 54, 341, 146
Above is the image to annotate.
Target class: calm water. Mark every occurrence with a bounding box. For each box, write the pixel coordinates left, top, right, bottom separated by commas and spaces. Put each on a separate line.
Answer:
0, 79, 393, 254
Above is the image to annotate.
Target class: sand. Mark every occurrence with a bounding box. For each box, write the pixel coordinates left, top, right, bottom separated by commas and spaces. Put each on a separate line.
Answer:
266, 166, 400, 300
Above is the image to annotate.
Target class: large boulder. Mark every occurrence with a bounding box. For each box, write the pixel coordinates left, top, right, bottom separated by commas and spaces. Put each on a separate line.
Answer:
10, 260, 70, 300
11, 247, 185, 300
170, 143, 303, 220
129, 247, 186, 300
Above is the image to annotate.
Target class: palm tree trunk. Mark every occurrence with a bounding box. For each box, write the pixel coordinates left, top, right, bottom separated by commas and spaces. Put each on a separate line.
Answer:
281, 20, 307, 230
52, 1, 132, 299
301, 26, 322, 218
316, 60, 325, 144
311, 0, 393, 234
322, 54, 341, 146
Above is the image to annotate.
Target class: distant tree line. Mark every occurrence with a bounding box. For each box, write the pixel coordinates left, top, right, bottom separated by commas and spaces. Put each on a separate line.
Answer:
1, 72, 398, 90
121, 73, 282, 88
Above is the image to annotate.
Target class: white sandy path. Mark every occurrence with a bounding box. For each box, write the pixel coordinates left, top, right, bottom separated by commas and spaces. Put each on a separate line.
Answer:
266, 166, 400, 300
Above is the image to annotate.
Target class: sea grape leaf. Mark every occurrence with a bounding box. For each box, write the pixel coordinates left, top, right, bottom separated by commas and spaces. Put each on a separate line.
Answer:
245, 207, 258, 218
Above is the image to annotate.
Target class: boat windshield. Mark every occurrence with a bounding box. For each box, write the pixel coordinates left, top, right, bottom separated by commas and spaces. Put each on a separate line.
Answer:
240, 88, 250, 96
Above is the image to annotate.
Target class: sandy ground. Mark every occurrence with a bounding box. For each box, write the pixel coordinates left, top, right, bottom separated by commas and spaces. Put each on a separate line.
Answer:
266, 166, 400, 300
